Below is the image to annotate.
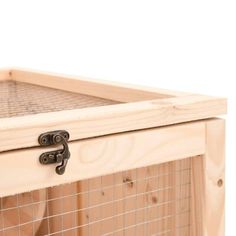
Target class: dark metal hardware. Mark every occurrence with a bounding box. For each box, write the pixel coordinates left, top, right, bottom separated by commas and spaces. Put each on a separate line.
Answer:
38, 130, 70, 175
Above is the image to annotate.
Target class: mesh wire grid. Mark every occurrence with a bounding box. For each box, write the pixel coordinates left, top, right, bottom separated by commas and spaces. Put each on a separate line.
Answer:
0, 81, 118, 118
0, 158, 192, 236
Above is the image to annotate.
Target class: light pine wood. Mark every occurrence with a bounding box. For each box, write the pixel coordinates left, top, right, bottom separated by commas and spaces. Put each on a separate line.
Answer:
190, 119, 225, 236
173, 158, 191, 236
204, 119, 225, 236
10, 68, 189, 101
0, 68, 227, 152
0, 160, 193, 235
0, 121, 205, 197
0, 94, 226, 153
75, 159, 191, 235
0, 68, 226, 235
190, 155, 205, 236
0, 69, 11, 81
88, 176, 102, 235
77, 180, 89, 235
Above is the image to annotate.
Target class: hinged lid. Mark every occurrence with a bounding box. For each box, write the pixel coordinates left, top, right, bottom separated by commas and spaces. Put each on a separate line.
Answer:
0, 68, 227, 152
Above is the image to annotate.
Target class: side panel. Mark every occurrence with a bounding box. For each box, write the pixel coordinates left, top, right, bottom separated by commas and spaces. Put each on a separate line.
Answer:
0, 158, 192, 236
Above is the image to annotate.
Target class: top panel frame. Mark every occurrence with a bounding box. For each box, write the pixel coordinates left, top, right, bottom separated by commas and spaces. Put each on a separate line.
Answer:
0, 68, 227, 152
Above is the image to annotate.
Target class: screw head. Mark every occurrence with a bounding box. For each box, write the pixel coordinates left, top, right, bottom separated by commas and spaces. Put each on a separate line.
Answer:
64, 133, 69, 140
217, 179, 223, 187
39, 155, 48, 164
42, 137, 47, 144
56, 153, 63, 163
54, 135, 62, 143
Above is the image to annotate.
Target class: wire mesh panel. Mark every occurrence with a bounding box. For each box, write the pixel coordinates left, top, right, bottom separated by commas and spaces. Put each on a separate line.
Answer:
0, 81, 118, 118
0, 158, 192, 236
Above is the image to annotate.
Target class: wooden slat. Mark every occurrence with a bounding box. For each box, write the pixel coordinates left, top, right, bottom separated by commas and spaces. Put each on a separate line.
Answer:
0, 159, 192, 236
173, 158, 191, 236
0, 121, 205, 197
190, 155, 204, 236
88, 177, 102, 235
0, 94, 226, 153
77, 180, 89, 235
10, 68, 188, 102
75, 159, 191, 235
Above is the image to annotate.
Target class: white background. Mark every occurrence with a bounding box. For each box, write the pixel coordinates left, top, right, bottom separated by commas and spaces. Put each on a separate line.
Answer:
0, 1, 235, 235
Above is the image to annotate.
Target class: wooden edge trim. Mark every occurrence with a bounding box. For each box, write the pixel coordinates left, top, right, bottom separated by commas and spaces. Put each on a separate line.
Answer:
9, 68, 190, 102
0, 121, 205, 197
0, 69, 11, 81
204, 119, 225, 236
0, 94, 226, 152
190, 118, 225, 236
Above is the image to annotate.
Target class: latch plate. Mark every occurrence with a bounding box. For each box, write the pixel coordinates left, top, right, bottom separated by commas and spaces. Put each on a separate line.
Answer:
38, 130, 70, 175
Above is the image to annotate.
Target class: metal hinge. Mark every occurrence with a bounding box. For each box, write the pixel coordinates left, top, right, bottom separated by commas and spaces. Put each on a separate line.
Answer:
38, 130, 71, 175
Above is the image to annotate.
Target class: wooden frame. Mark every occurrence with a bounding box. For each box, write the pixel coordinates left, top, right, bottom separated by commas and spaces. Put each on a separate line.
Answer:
0, 119, 225, 236
0, 69, 226, 236
191, 119, 225, 236
0, 120, 205, 197
0, 68, 226, 153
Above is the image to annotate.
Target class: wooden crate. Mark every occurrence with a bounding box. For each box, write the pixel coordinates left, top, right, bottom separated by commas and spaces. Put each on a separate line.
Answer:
0, 69, 226, 236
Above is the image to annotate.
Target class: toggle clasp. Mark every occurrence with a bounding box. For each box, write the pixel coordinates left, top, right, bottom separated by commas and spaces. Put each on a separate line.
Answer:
38, 130, 71, 175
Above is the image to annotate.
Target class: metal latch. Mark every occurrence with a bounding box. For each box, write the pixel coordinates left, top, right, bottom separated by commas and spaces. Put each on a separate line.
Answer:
38, 130, 70, 175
